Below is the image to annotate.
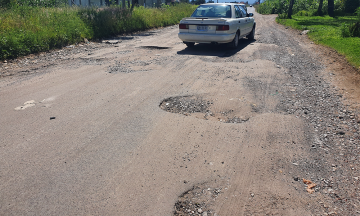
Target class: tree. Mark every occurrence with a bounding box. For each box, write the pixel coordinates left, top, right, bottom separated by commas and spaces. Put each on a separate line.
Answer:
345, 0, 360, 13
287, 0, 295, 18
328, 0, 334, 17
317, 0, 323, 16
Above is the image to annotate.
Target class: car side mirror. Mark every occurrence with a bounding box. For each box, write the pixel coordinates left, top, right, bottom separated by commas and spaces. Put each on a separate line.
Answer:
247, 13, 254, 17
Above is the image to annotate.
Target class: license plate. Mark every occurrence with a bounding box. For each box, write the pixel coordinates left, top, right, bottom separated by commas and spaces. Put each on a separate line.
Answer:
197, 26, 208, 31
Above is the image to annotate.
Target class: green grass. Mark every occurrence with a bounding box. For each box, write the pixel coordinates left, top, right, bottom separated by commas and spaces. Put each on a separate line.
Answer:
277, 16, 360, 69
0, 6, 91, 59
0, 4, 197, 60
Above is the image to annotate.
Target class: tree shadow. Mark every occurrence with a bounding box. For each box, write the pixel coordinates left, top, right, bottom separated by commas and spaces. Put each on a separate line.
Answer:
177, 38, 256, 57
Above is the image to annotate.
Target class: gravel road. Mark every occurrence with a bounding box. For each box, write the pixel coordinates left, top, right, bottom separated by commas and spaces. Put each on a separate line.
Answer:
1, 7, 360, 215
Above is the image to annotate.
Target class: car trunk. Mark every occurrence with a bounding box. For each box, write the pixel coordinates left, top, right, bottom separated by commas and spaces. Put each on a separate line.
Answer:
180, 18, 227, 34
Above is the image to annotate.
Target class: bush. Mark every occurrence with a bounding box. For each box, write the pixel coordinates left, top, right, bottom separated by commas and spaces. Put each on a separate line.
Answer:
340, 7, 360, 38
341, 23, 352, 37
278, 13, 288, 19
349, 22, 360, 37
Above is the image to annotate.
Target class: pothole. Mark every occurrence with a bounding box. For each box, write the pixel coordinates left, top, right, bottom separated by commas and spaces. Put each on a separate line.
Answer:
160, 95, 253, 124
226, 116, 250, 123
139, 46, 171, 50
159, 96, 212, 115
174, 181, 223, 216
107, 65, 133, 73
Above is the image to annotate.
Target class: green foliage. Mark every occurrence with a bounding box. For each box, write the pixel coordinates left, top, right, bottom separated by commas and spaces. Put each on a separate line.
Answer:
340, 7, 360, 37
78, 4, 196, 38
349, 22, 360, 37
257, 0, 350, 16
193, 0, 205, 5
1, 0, 68, 8
341, 23, 352, 37
0, 4, 196, 60
345, 0, 359, 13
0, 6, 91, 59
276, 15, 360, 69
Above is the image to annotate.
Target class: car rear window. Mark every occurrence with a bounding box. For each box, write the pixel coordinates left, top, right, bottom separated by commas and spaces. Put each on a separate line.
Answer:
191, 5, 231, 18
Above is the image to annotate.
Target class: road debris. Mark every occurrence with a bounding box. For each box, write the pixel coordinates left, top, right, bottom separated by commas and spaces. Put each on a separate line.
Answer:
303, 179, 316, 194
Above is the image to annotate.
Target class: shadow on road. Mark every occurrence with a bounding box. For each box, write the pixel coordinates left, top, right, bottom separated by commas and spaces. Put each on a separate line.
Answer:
177, 38, 256, 57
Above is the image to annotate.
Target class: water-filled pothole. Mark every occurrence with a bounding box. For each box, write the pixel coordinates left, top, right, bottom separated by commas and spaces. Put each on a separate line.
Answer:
160, 95, 252, 124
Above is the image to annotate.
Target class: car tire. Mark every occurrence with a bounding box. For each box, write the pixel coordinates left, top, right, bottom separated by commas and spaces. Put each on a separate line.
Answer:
247, 26, 255, 40
229, 32, 239, 48
184, 42, 195, 47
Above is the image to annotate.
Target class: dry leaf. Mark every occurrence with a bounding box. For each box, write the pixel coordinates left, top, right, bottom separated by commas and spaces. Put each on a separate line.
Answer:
303, 178, 312, 184
303, 178, 317, 194
308, 183, 316, 189
306, 188, 315, 194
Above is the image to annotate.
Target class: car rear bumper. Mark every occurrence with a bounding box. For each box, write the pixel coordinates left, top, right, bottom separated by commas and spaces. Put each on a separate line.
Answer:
178, 32, 236, 44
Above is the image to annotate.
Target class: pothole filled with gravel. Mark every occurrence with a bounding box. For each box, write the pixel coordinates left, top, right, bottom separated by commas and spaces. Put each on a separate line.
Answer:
160, 96, 252, 124
174, 182, 222, 216
160, 96, 212, 115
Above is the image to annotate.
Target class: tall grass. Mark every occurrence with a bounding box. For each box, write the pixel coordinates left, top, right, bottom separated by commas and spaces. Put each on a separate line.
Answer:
0, 4, 197, 60
78, 4, 196, 38
0, 6, 91, 59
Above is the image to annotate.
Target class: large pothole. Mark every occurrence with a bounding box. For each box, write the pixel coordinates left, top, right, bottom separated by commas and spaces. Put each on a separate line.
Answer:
160, 95, 253, 123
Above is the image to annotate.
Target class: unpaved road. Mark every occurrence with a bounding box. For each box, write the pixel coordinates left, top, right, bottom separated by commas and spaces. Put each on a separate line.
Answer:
1, 8, 360, 215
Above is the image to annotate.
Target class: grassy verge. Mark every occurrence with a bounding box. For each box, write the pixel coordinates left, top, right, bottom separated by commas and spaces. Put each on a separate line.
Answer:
277, 16, 360, 69
0, 6, 91, 60
0, 4, 197, 60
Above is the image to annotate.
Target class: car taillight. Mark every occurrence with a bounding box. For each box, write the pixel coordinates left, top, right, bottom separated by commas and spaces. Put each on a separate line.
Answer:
216, 25, 229, 31
179, 24, 189, 29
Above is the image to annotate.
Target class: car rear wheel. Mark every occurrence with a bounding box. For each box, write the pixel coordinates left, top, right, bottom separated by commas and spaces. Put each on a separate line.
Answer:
247, 26, 255, 40
229, 32, 239, 48
184, 42, 195, 47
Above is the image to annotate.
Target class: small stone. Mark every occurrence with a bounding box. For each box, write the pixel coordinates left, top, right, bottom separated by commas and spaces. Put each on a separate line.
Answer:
198, 209, 203, 213
250, 193, 254, 197
202, 212, 208, 216
300, 30, 310, 35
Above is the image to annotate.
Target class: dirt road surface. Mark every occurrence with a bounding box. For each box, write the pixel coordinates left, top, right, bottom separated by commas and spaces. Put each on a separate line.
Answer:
1, 8, 360, 215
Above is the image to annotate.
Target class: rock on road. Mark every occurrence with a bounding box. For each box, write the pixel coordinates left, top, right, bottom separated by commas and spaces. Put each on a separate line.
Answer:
1, 8, 360, 215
